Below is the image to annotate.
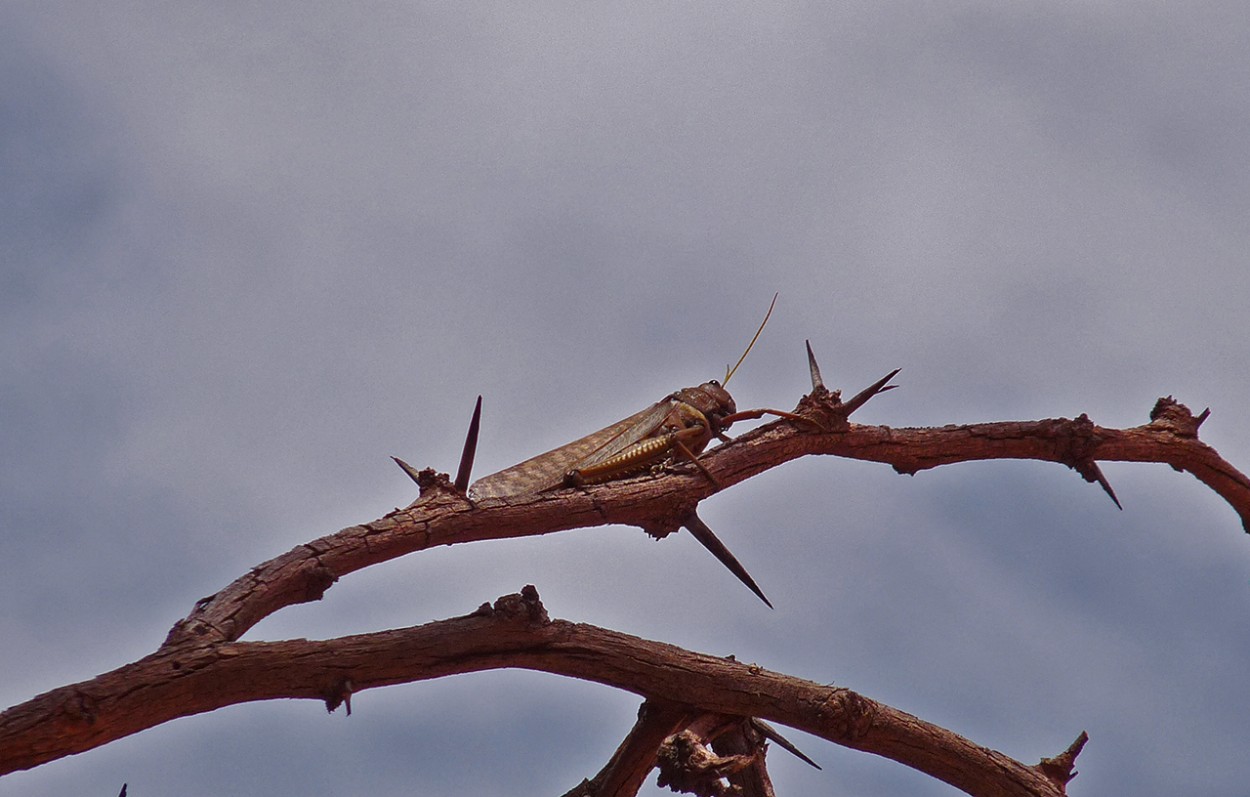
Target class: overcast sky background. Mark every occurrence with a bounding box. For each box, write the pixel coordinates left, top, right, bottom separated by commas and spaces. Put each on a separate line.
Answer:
3, 4, 1249, 796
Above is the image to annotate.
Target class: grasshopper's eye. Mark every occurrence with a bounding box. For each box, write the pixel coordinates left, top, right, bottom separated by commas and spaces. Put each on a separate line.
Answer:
709, 379, 721, 387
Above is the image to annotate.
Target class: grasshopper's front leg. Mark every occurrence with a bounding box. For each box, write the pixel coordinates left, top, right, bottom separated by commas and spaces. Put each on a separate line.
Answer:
710, 407, 828, 445
722, 407, 825, 428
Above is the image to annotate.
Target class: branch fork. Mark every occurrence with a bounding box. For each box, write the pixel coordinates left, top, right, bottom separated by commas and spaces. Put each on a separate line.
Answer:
5, 343, 1249, 796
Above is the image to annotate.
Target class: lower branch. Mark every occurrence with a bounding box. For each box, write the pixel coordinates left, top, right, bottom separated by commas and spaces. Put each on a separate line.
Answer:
0, 587, 1077, 797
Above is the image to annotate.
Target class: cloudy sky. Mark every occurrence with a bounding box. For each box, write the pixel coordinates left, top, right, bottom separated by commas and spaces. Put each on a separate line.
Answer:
3, 3, 1248, 795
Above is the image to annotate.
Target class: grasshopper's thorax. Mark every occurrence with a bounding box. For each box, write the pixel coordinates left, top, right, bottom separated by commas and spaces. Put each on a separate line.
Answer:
671, 381, 738, 436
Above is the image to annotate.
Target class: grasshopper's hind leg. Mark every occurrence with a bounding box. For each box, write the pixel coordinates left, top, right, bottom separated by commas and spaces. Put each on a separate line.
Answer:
673, 438, 720, 488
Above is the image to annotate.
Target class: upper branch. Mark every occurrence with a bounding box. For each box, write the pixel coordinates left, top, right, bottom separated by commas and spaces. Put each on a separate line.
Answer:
163, 389, 1249, 649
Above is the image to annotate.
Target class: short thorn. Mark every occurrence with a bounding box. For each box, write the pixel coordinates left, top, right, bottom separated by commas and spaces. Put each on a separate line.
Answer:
842, 368, 901, 415
391, 456, 424, 486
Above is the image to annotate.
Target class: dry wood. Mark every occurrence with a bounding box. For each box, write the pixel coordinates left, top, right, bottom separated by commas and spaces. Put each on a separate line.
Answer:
1, 379, 1244, 796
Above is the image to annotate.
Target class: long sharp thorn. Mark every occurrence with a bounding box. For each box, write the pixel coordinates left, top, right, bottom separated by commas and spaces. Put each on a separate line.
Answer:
1098, 473, 1123, 510
1078, 461, 1122, 510
454, 395, 483, 493
391, 455, 424, 486
750, 719, 822, 770
842, 368, 901, 416
805, 340, 825, 391
683, 512, 772, 608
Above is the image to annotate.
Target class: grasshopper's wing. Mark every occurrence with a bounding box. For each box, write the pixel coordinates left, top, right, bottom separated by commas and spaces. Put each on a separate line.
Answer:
469, 401, 673, 499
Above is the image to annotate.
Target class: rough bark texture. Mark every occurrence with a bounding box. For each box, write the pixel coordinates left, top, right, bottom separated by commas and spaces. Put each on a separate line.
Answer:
1, 380, 1244, 796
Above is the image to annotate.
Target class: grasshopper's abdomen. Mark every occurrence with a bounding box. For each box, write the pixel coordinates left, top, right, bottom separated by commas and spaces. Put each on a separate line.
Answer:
565, 431, 684, 487
563, 392, 730, 488
563, 394, 724, 488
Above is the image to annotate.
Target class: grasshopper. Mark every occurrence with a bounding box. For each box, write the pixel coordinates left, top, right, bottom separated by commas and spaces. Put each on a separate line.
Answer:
462, 296, 819, 607
468, 296, 811, 500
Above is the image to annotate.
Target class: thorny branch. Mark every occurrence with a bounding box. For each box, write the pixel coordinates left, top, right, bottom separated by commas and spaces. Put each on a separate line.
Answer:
1, 585, 1077, 797
2, 364, 1246, 796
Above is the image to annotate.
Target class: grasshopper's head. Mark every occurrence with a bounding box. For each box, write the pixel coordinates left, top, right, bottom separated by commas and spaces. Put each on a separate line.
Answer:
677, 381, 738, 434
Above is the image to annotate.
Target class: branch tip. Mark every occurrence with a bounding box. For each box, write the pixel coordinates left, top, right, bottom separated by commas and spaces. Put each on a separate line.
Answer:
1036, 730, 1088, 787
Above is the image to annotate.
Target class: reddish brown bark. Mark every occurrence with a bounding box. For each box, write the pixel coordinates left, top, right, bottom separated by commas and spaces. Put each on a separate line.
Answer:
1, 382, 1242, 796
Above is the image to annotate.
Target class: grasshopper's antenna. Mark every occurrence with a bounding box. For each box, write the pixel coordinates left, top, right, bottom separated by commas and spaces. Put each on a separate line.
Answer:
723, 292, 778, 386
